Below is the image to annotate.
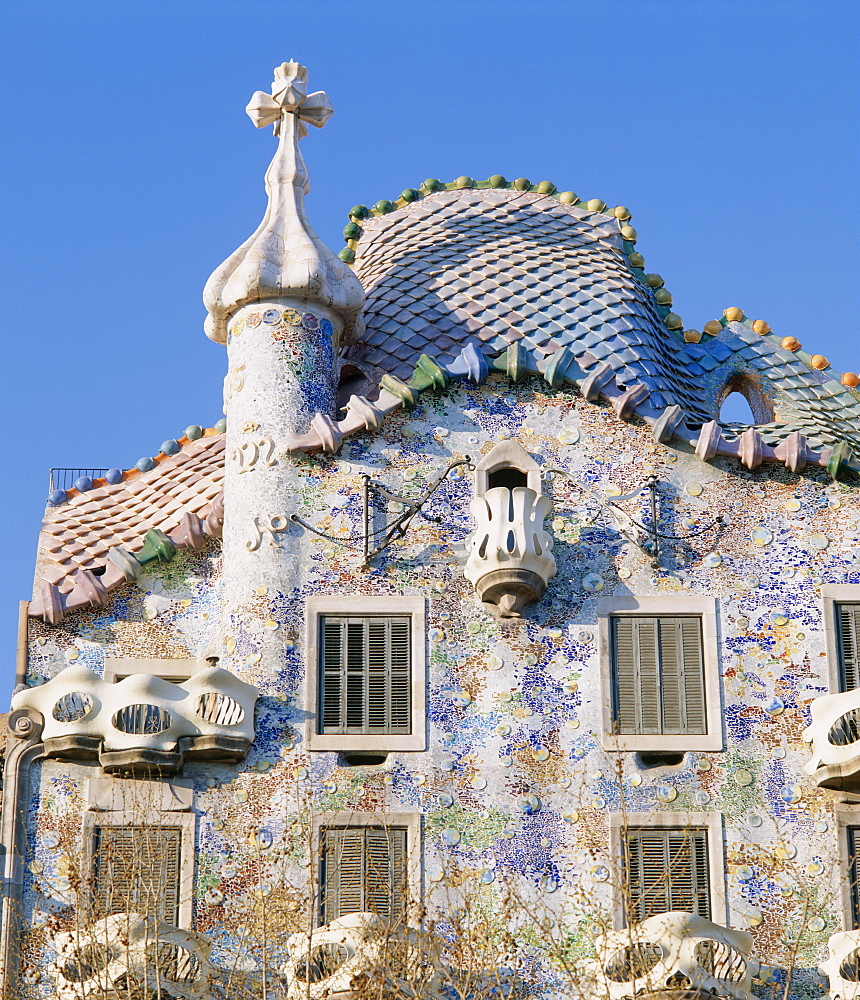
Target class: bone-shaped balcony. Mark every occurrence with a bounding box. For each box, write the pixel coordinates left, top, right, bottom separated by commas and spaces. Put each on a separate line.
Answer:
803, 689, 860, 793
50, 914, 214, 1000
586, 913, 754, 1000
464, 486, 556, 618
819, 929, 860, 1000
10, 664, 258, 775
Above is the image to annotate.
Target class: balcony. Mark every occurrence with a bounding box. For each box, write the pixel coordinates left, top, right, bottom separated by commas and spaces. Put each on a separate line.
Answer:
803, 689, 860, 794
49, 913, 213, 999
820, 929, 860, 1000
464, 486, 556, 618
587, 912, 753, 1000
10, 663, 258, 776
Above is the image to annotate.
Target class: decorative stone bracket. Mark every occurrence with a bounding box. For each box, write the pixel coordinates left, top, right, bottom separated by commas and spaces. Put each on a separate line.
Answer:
803, 690, 860, 793
284, 912, 446, 1000
10, 664, 258, 776
820, 930, 860, 1000
48, 913, 214, 1000
464, 486, 556, 618
586, 912, 754, 1000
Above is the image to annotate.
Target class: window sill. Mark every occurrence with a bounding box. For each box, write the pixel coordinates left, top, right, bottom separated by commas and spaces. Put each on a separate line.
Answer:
603, 733, 723, 753
307, 733, 425, 752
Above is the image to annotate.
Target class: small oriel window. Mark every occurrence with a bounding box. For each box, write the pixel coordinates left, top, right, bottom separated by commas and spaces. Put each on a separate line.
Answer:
320, 826, 407, 923
319, 617, 411, 735
611, 617, 706, 736
474, 440, 541, 496
625, 827, 710, 921
837, 604, 860, 691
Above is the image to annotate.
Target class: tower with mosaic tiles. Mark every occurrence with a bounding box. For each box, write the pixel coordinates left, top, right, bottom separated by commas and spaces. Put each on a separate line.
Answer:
4, 58, 860, 1000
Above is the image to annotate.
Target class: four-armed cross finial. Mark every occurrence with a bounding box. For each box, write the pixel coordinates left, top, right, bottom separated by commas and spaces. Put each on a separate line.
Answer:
245, 61, 333, 137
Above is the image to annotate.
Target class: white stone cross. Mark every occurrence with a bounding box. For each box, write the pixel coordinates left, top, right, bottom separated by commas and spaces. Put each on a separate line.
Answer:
246, 60, 333, 137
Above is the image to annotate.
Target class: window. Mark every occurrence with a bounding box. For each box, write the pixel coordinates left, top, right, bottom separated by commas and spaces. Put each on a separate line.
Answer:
598, 597, 722, 752
610, 812, 725, 928
92, 826, 182, 924
320, 617, 411, 735
612, 617, 705, 736
822, 587, 860, 694
837, 604, 860, 691
849, 827, 860, 928
473, 440, 541, 496
320, 826, 407, 924
103, 658, 204, 684
625, 827, 710, 921
84, 778, 195, 928
305, 597, 426, 752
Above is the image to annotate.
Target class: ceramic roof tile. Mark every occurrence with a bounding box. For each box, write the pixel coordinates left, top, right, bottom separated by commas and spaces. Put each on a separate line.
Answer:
34, 433, 224, 598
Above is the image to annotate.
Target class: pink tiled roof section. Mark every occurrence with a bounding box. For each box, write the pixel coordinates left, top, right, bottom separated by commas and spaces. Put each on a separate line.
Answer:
31, 433, 225, 623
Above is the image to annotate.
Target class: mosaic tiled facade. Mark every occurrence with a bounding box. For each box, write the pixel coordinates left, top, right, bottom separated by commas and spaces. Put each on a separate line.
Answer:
3, 60, 860, 1000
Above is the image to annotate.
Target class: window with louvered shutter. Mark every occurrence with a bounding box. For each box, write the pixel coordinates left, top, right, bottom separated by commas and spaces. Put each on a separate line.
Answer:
612, 617, 706, 736
320, 826, 407, 924
626, 828, 710, 921
92, 826, 182, 924
837, 605, 860, 692
319, 617, 411, 735
848, 828, 860, 928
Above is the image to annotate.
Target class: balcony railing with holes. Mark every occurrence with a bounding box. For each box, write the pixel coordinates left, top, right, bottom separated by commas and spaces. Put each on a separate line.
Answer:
584, 913, 754, 1000
803, 689, 860, 795
10, 663, 258, 776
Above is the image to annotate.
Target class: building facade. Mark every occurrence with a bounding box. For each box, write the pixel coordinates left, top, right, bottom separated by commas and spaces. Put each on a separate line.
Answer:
3, 61, 860, 1000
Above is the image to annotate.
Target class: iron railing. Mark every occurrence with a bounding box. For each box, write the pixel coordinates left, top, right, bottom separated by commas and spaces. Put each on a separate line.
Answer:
49, 468, 109, 493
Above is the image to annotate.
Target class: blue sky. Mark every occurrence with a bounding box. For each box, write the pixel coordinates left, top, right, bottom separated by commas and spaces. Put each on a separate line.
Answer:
1, 0, 857, 702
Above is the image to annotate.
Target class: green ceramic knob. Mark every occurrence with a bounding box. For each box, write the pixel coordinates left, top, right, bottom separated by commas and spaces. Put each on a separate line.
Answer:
613, 206, 632, 220
536, 181, 556, 194
558, 191, 578, 204
488, 174, 507, 188
349, 204, 370, 220
184, 425, 203, 441
665, 313, 683, 329
455, 175, 474, 188
339, 247, 356, 263
586, 198, 607, 213
214, 418, 227, 434
422, 178, 443, 192
400, 188, 421, 203
627, 252, 645, 268
374, 200, 394, 214
620, 225, 638, 241
513, 177, 531, 190
654, 288, 673, 305
645, 273, 664, 288
343, 222, 362, 239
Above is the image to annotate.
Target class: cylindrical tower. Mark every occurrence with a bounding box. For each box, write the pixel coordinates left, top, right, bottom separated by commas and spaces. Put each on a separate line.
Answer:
203, 61, 365, 656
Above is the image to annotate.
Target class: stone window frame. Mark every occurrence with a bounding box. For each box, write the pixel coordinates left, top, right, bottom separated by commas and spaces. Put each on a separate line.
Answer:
821, 585, 860, 693
608, 811, 727, 929
598, 595, 723, 753
305, 596, 427, 753
310, 810, 422, 925
834, 805, 860, 929
103, 658, 205, 684
83, 778, 196, 928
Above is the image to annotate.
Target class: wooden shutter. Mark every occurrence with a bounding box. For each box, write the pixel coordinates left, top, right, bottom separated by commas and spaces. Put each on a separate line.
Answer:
612, 617, 705, 736
320, 827, 407, 924
627, 828, 710, 921
92, 826, 181, 924
849, 828, 860, 929
319, 618, 411, 735
838, 605, 860, 691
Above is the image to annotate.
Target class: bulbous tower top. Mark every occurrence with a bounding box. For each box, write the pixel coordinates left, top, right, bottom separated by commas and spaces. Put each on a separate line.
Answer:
203, 61, 365, 345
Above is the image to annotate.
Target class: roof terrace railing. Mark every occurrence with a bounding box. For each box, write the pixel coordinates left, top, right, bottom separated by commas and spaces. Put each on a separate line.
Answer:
49, 468, 109, 494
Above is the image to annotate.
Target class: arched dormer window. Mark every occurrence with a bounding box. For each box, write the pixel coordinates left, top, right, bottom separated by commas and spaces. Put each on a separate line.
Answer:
474, 441, 542, 497
717, 372, 774, 427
